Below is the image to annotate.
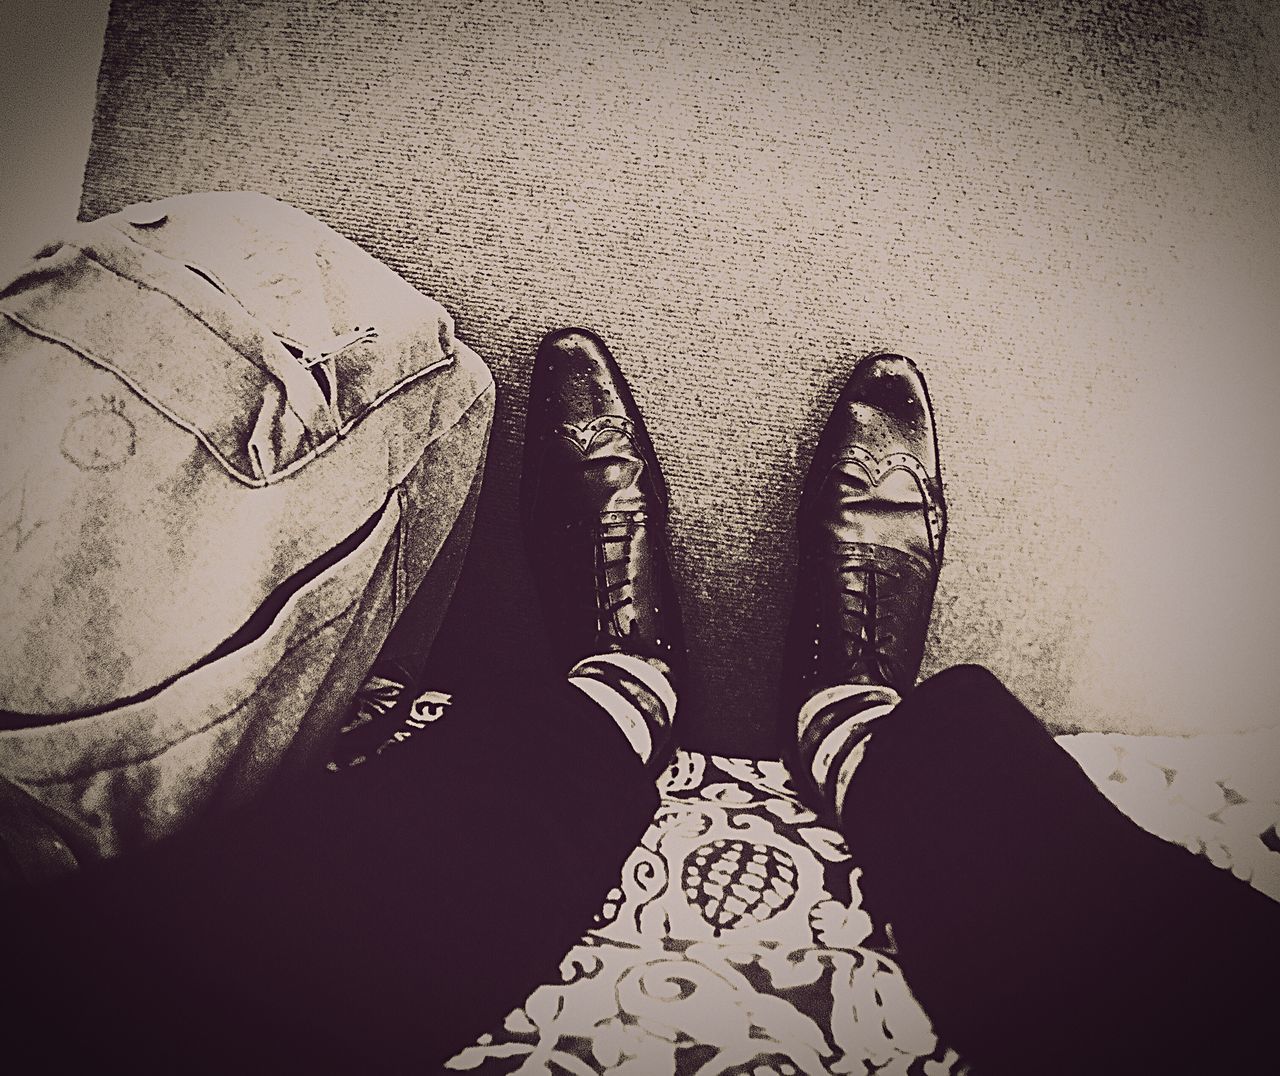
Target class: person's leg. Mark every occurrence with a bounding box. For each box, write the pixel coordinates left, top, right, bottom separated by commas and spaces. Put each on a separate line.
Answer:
781, 353, 1278, 1074
4, 668, 659, 1074
3, 327, 686, 1073
832, 664, 1280, 1076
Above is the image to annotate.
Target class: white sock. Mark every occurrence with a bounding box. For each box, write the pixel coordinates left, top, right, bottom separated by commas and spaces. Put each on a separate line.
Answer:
797, 683, 900, 814
568, 652, 676, 765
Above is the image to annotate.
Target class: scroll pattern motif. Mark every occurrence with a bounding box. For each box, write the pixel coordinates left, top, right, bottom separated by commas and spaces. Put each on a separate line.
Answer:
447, 752, 964, 1075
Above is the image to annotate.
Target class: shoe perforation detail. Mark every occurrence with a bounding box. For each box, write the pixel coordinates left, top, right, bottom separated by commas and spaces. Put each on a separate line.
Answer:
839, 444, 946, 558
553, 415, 639, 456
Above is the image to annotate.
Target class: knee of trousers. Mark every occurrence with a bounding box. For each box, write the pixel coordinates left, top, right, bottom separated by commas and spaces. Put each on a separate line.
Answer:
896, 663, 1030, 740
848, 662, 1060, 815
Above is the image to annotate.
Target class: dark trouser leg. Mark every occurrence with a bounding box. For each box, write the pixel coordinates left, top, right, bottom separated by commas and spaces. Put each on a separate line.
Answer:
838, 664, 1280, 1076
4, 667, 657, 1073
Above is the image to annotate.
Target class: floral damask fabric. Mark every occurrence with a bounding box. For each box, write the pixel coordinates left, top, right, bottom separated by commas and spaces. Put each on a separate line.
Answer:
1056, 728, 1280, 901
446, 730, 1280, 1075
447, 752, 964, 1075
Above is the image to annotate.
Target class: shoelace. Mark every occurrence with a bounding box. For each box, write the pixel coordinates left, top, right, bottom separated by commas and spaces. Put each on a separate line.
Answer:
838, 564, 903, 681
593, 515, 641, 644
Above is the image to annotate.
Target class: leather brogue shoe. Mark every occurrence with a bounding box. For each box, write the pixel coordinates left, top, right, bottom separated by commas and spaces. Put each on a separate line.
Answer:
782, 353, 947, 722
522, 328, 685, 683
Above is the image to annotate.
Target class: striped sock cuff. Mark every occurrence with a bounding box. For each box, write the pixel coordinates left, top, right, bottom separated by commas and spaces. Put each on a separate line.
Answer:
796, 684, 900, 814
568, 652, 677, 766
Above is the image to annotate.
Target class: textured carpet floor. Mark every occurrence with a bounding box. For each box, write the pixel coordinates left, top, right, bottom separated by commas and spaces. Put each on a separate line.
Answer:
82, 0, 1280, 755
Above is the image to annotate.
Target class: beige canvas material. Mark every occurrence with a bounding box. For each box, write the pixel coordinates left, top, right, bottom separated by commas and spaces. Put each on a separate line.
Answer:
0, 191, 494, 867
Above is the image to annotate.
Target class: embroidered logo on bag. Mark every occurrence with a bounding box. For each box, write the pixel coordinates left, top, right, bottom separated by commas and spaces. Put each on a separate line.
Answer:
61, 395, 136, 471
